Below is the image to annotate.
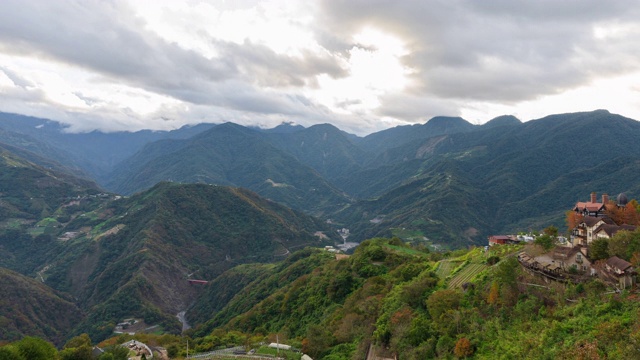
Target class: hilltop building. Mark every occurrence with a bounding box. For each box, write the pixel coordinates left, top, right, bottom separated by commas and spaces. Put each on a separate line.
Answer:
517, 192, 638, 290
573, 192, 607, 217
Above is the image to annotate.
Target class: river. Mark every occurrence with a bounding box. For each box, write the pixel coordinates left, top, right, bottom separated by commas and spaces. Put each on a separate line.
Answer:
176, 311, 191, 332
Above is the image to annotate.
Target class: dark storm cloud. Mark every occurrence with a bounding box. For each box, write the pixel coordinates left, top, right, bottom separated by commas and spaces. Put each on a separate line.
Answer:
317, 0, 640, 103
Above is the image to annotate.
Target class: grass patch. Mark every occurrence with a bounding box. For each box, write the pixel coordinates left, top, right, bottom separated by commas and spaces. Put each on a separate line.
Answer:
36, 217, 58, 227
384, 244, 428, 257
256, 345, 301, 359
448, 263, 488, 289
436, 260, 462, 278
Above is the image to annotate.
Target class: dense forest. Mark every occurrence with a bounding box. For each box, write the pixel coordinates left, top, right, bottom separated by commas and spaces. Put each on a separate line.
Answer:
5, 236, 640, 359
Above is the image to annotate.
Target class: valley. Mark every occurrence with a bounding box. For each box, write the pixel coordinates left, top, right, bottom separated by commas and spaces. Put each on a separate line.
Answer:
2, 109, 640, 358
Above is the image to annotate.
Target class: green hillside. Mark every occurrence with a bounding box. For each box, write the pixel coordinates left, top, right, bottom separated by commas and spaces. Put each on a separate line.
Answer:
0, 111, 216, 181
4, 239, 640, 359
37, 182, 338, 341
106, 123, 351, 215
334, 111, 640, 245
180, 239, 640, 359
263, 123, 367, 182
0, 267, 82, 346
0, 145, 101, 220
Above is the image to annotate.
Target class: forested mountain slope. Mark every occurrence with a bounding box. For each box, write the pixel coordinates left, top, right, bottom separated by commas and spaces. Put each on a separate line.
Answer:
106, 123, 351, 215
37, 182, 337, 341
0, 144, 101, 220
0, 112, 216, 181
4, 109, 640, 248
333, 110, 640, 246
184, 239, 640, 359
0, 267, 82, 346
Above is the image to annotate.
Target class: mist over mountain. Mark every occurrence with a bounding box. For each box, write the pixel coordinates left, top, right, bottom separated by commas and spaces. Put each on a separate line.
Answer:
0, 112, 217, 182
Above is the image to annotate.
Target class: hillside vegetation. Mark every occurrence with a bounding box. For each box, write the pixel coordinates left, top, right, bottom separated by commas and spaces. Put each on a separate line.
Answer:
4, 110, 640, 247
3, 238, 640, 359
180, 240, 640, 359
39, 182, 337, 341
0, 267, 81, 346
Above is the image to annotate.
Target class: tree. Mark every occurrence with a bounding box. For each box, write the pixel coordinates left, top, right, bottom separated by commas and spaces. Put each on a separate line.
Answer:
454, 337, 474, 358
493, 257, 519, 306
60, 346, 93, 360
590, 238, 609, 261
534, 234, 554, 250
14, 337, 57, 360
64, 334, 92, 349
543, 225, 558, 237
487, 281, 499, 305
605, 200, 625, 225
486, 256, 500, 265
624, 201, 640, 225
99, 346, 129, 360
608, 229, 640, 260
0, 345, 25, 360
426, 289, 462, 320
494, 256, 519, 288
631, 252, 640, 267
566, 210, 583, 231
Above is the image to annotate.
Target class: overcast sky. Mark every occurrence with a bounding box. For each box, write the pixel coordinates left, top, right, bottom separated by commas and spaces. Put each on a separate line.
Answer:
1, 0, 639, 135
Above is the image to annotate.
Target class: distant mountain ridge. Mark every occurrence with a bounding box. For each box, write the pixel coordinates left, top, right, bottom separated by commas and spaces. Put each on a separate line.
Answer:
3, 109, 640, 247
105, 123, 351, 215
0, 112, 217, 181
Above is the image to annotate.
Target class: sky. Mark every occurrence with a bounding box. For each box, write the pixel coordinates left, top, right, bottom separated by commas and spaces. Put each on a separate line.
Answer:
1, 0, 639, 135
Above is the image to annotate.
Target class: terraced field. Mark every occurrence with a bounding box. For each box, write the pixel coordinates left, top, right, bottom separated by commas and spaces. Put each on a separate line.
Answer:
436, 260, 463, 278
448, 263, 488, 289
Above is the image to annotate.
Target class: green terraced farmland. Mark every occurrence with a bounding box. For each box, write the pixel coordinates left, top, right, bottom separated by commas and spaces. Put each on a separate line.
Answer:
436, 260, 462, 278
448, 263, 488, 289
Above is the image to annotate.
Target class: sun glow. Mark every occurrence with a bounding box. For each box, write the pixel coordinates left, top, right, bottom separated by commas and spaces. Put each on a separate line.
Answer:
311, 27, 410, 114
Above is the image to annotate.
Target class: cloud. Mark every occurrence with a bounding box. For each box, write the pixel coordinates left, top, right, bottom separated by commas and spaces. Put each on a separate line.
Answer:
0, 0, 347, 119
1, 0, 640, 135
317, 0, 640, 103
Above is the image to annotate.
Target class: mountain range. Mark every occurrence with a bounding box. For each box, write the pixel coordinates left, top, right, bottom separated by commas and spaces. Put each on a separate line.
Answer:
3, 108, 640, 344
3, 109, 640, 247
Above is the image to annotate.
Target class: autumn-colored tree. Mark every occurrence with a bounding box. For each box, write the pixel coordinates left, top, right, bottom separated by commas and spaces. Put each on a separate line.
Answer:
488, 281, 499, 305
454, 337, 474, 358
544, 225, 558, 237
605, 201, 625, 225
427, 289, 462, 320
630, 252, 640, 268
566, 210, 583, 231
623, 201, 640, 225
390, 307, 413, 325
573, 340, 600, 360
